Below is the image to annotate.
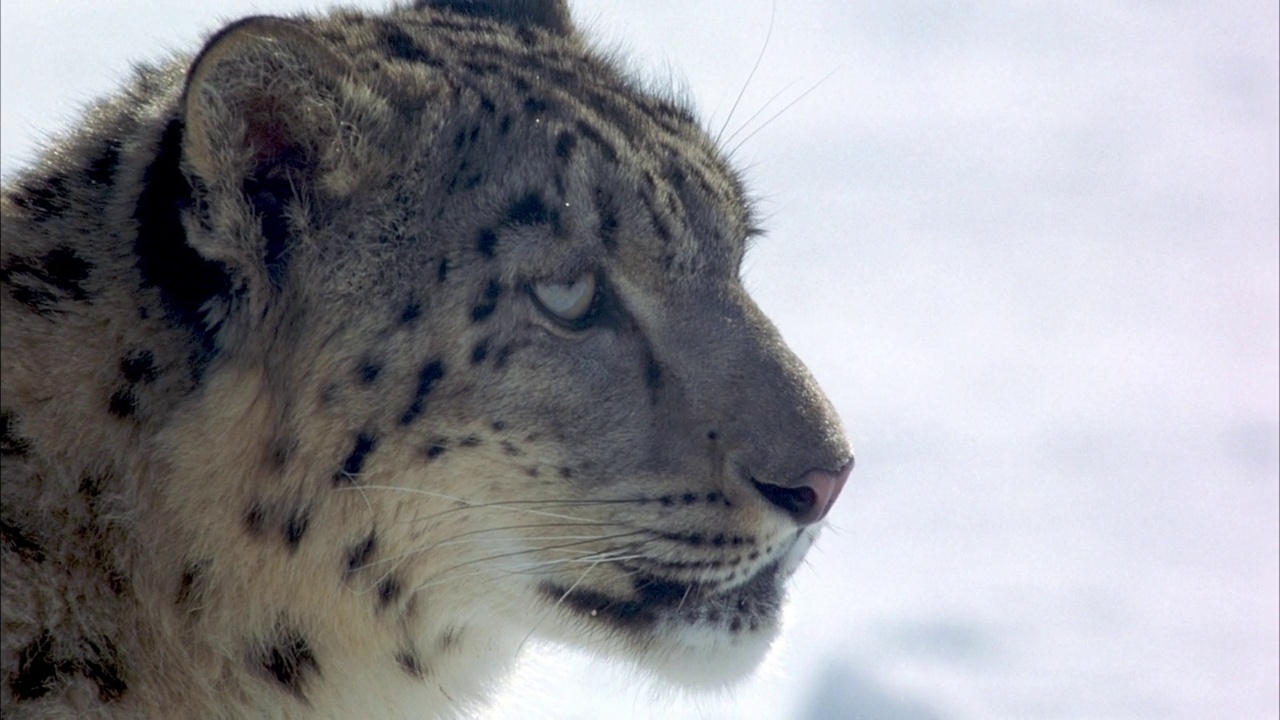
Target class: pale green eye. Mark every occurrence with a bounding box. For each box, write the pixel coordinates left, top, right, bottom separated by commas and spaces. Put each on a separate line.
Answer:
532, 274, 597, 322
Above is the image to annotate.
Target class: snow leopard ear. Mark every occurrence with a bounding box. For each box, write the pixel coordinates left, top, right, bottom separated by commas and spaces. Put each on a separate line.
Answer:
415, 0, 574, 36
182, 17, 349, 183
179, 17, 351, 291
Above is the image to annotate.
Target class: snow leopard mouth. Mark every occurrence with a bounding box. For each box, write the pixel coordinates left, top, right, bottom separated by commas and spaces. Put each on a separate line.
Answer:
540, 559, 787, 635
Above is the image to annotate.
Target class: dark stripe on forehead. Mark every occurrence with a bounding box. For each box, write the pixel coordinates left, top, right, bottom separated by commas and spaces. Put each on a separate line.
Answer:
380, 23, 445, 67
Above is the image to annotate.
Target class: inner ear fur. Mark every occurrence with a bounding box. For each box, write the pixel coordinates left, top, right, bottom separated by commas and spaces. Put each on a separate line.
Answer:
181, 16, 350, 188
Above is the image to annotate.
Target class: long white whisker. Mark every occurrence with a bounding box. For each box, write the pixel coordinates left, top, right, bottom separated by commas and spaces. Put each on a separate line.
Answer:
343, 484, 610, 524
406, 548, 648, 593
356, 522, 649, 572
729, 66, 840, 156
714, 0, 777, 145
405, 531, 652, 593
720, 78, 798, 149
675, 582, 693, 613
517, 553, 609, 655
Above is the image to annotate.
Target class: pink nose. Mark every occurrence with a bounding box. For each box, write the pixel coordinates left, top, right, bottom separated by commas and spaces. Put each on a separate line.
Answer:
751, 458, 853, 526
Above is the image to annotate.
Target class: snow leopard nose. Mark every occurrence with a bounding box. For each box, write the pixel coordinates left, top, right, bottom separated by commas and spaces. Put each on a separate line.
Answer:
751, 458, 853, 526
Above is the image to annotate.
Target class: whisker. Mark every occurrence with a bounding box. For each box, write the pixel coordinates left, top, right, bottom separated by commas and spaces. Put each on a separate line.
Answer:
405, 530, 652, 593
343, 484, 654, 525
728, 66, 840, 156
714, 0, 777, 146
354, 522, 646, 573
675, 582, 693, 613
407, 547, 646, 593
518, 552, 610, 654
719, 78, 798, 149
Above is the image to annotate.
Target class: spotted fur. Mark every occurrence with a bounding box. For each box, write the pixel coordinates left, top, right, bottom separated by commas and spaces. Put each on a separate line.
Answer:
1, 1, 851, 717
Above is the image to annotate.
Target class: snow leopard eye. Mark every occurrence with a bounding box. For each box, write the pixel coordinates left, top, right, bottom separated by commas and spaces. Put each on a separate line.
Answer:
531, 274, 598, 324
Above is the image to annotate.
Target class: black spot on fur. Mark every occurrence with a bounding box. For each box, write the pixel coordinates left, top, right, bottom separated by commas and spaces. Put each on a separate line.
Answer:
499, 115, 512, 134
107, 388, 137, 418
345, 531, 377, 576
452, 129, 467, 151
575, 121, 619, 163
1, 245, 94, 312
5, 284, 59, 313
506, 193, 549, 225
1, 412, 31, 456
257, 630, 319, 700
652, 215, 673, 245
382, 26, 442, 67
462, 59, 500, 74
246, 502, 318, 552
285, 509, 310, 550
494, 343, 515, 369
471, 341, 490, 364
7, 632, 126, 703
41, 246, 93, 297
476, 228, 498, 258
244, 504, 268, 536
9, 172, 69, 221
400, 299, 422, 325
359, 361, 382, 384
9, 632, 67, 700
437, 257, 451, 282
424, 439, 448, 459
176, 562, 205, 607
665, 164, 687, 191
644, 354, 663, 391
516, 25, 539, 45
399, 360, 446, 426
397, 650, 426, 678
555, 130, 577, 159
421, 0, 570, 35
459, 435, 481, 448
377, 576, 402, 608
471, 303, 496, 323
79, 636, 128, 702
1, 517, 46, 563
523, 96, 551, 116
337, 433, 378, 484
470, 279, 503, 323
86, 140, 123, 186
79, 473, 107, 500
120, 350, 158, 384
134, 119, 228, 377
559, 467, 572, 479
437, 628, 462, 651
595, 189, 619, 251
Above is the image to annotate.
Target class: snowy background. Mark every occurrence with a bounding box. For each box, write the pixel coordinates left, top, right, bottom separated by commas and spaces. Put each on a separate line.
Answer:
3, 1, 1277, 718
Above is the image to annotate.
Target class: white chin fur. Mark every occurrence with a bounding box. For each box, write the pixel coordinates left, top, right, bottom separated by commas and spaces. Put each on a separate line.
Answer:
638, 616, 782, 689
